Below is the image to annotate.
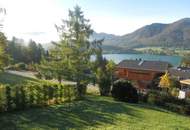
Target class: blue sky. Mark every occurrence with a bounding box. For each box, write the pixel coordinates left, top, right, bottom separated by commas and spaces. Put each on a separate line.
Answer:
0, 0, 190, 43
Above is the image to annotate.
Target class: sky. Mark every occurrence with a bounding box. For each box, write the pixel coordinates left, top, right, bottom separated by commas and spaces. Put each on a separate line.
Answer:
0, 0, 190, 43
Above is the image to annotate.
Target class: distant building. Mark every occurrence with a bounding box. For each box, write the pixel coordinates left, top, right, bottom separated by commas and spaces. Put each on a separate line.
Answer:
169, 67, 190, 80
116, 59, 170, 89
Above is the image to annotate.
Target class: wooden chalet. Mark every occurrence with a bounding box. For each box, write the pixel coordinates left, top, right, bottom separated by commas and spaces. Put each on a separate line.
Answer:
116, 60, 170, 89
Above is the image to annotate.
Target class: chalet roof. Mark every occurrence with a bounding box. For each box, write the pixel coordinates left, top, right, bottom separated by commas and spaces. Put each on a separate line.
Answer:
169, 67, 190, 79
117, 60, 169, 72
180, 79, 190, 85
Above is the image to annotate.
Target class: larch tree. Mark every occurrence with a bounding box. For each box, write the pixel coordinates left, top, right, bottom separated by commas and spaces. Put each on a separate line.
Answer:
159, 71, 172, 89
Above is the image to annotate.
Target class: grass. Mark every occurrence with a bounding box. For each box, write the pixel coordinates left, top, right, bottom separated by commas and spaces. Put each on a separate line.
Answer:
0, 72, 41, 85
0, 95, 190, 130
1, 71, 190, 129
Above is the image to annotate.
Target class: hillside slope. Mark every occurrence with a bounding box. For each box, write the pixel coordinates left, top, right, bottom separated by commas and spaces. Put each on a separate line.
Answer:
101, 18, 190, 49
0, 95, 190, 130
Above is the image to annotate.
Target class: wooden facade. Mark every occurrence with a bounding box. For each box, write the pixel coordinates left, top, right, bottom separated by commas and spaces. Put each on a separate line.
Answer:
116, 60, 169, 89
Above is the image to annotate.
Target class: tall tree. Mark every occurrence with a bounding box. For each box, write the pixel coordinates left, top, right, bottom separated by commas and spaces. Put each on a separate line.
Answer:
28, 40, 38, 63
0, 32, 8, 70
7, 37, 45, 64
39, 6, 98, 97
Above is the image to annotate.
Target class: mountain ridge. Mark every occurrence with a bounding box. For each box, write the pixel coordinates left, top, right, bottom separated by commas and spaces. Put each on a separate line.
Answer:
93, 18, 190, 50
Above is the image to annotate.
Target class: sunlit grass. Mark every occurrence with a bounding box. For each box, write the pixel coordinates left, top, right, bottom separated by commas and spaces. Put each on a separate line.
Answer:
0, 95, 190, 130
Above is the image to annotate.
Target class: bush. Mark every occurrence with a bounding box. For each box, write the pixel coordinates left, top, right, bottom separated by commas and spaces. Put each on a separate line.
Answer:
6, 63, 28, 71
145, 90, 190, 115
35, 72, 42, 79
147, 90, 168, 106
98, 77, 111, 96
169, 88, 179, 97
96, 67, 111, 96
111, 80, 138, 103
15, 63, 28, 70
138, 93, 148, 103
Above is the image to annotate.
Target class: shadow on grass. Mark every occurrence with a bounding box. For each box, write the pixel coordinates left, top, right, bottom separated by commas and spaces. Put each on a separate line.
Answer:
0, 95, 142, 130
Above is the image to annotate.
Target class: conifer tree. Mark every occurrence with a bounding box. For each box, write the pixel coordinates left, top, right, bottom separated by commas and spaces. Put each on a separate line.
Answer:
159, 71, 172, 89
39, 6, 99, 97
0, 32, 8, 70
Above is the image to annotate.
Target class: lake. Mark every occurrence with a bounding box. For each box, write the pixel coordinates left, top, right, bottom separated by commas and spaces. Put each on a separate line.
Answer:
102, 54, 182, 66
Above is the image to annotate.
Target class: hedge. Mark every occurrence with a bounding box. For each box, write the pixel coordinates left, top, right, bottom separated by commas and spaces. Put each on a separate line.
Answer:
0, 82, 77, 112
141, 90, 190, 115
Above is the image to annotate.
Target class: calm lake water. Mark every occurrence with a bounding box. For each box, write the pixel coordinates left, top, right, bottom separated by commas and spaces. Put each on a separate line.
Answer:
102, 54, 182, 67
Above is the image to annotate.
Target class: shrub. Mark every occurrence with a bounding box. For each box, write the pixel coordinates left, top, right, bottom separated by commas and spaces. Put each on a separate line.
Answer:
111, 80, 138, 103
35, 72, 42, 79
98, 76, 111, 96
96, 68, 111, 96
138, 93, 148, 103
5, 85, 13, 111
170, 88, 179, 97
146, 90, 190, 115
77, 83, 87, 97
14, 63, 27, 70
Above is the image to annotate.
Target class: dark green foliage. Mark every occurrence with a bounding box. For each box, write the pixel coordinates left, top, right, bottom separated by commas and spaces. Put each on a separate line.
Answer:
29, 85, 35, 106
54, 84, 59, 103
0, 83, 77, 112
145, 90, 190, 115
93, 40, 115, 96
111, 80, 138, 103
38, 6, 104, 98
98, 74, 111, 96
7, 37, 46, 64
42, 84, 48, 105
14, 85, 21, 110
0, 32, 9, 70
59, 85, 64, 102
36, 85, 43, 105
7, 62, 28, 70
5, 85, 13, 111
77, 83, 87, 97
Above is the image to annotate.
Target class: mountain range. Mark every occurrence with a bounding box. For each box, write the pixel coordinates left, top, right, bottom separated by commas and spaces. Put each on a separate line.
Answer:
93, 18, 190, 52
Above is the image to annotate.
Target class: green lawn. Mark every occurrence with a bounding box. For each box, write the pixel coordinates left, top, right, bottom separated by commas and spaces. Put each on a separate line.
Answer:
0, 72, 41, 85
0, 95, 190, 130
1, 72, 190, 130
